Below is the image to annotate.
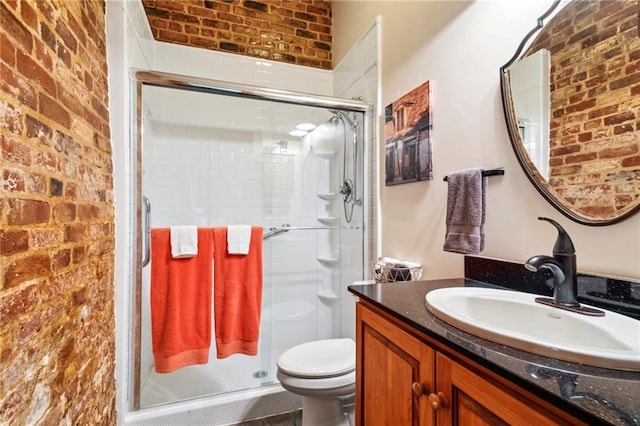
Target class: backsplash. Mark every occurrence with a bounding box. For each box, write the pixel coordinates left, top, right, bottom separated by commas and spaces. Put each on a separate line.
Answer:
465, 256, 640, 320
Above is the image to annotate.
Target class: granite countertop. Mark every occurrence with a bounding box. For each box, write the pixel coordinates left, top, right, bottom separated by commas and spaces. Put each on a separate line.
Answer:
348, 278, 640, 426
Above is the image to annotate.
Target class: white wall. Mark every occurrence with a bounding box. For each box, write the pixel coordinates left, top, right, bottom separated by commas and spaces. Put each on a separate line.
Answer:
332, 0, 640, 280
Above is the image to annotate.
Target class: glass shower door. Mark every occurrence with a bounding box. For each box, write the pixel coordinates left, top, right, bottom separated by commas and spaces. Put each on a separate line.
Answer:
137, 83, 365, 409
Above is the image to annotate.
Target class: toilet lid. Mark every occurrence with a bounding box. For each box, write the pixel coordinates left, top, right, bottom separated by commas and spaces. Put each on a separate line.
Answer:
277, 338, 355, 378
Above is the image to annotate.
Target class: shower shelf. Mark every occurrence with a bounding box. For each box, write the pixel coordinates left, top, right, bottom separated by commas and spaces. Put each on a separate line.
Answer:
317, 256, 339, 265
317, 193, 338, 201
318, 291, 339, 302
317, 216, 338, 225
315, 151, 336, 160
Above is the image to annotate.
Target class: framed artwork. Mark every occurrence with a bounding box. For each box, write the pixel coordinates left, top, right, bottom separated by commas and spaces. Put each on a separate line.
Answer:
384, 80, 433, 186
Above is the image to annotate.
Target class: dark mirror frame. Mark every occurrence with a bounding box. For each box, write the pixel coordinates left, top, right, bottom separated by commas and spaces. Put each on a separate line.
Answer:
499, 0, 640, 226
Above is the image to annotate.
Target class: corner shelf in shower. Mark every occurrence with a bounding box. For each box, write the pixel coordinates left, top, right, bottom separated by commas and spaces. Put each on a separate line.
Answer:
317, 216, 338, 225
317, 193, 338, 201
317, 290, 339, 302
317, 256, 339, 266
315, 151, 336, 160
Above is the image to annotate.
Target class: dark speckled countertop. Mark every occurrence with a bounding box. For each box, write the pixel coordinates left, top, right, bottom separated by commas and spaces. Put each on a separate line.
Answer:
348, 278, 640, 426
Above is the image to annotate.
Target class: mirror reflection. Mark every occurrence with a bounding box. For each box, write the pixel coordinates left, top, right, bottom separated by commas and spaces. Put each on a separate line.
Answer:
502, 0, 640, 225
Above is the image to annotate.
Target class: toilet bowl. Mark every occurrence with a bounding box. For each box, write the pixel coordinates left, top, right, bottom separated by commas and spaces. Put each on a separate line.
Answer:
277, 338, 356, 426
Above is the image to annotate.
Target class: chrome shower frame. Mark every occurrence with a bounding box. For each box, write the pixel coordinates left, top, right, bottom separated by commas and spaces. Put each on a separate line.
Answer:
129, 70, 373, 416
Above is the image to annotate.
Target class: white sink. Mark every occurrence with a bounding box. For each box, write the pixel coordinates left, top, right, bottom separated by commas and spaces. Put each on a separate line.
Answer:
425, 287, 640, 371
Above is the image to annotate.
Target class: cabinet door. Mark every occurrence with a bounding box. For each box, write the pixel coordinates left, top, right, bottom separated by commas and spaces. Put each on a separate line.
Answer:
356, 304, 435, 426
435, 353, 577, 426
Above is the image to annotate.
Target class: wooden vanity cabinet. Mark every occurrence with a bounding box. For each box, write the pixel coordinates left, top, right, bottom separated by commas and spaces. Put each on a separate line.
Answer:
355, 302, 586, 426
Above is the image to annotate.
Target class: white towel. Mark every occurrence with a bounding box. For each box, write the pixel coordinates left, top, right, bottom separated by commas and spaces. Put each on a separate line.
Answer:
170, 226, 198, 258
227, 225, 252, 255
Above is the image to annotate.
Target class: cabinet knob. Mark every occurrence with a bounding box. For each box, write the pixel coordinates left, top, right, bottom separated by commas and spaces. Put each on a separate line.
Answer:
411, 382, 428, 396
428, 392, 449, 410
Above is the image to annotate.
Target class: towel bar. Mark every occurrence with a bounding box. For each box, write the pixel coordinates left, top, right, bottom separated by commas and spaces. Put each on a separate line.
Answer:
443, 167, 505, 181
142, 196, 151, 267
263, 224, 359, 241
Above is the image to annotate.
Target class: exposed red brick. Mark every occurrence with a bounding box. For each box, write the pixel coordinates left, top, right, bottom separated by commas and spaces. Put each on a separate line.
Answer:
144, 0, 332, 69
600, 145, 638, 159
0, 284, 40, 323
614, 124, 635, 134
621, 156, 640, 167
53, 202, 77, 223
0, 2, 33, 53
64, 223, 86, 243
577, 132, 593, 142
610, 72, 640, 90
73, 246, 85, 264
27, 173, 47, 194
167, 21, 183, 32
604, 111, 635, 125
0, 63, 38, 110
52, 249, 71, 270
551, 144, 581, 156
2, 169, 25, 192
4, 254, 52, 288
0, 230, 29, 256
57, 86, 85, 118
30, 229, 62, 249
17, 308, 49, 345
0, 32, 16, 66
38, 93, 71, 129
565, 99, 597, 114
158, 29, 189, 43
25, 116, 51, 146
16, 49, 57, 97
7, 198, 50, 225
0, 100, 24, 134
77, 204, 101, 220
55, 19, 78, 54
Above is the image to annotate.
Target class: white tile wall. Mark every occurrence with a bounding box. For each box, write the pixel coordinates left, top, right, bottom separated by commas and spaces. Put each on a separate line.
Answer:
152, 41, 333, 96
141, 110, 340, 342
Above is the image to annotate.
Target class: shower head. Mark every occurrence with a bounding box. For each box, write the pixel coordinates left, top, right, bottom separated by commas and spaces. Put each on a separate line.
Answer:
329, 109, 358, 129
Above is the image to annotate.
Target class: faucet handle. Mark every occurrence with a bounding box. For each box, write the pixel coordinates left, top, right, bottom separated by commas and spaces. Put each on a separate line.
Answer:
538, 217, 575, 255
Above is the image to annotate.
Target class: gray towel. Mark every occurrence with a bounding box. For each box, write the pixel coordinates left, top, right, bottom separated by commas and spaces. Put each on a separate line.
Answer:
443, 168, 486, 254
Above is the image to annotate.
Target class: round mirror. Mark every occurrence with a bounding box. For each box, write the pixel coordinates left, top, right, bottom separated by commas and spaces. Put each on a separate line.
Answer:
500, 0, 640, 225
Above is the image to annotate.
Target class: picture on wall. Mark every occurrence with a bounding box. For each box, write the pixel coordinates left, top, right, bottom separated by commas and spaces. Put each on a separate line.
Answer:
384, 80, 433, 186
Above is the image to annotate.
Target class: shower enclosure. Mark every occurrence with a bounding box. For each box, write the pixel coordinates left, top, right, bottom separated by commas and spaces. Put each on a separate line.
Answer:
130, 71, 370, 418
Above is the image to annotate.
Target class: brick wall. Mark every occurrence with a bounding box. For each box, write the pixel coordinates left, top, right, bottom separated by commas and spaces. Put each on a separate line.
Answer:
0, 1, 116, 424
526, 0, 640, 218
142, 0, 332, 69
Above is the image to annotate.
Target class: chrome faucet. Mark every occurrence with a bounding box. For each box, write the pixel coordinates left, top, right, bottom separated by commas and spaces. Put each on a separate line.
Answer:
525, 217, 579, 307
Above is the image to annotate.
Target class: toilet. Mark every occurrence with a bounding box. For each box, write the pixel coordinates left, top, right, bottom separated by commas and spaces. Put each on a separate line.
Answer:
276, 338, 356, 426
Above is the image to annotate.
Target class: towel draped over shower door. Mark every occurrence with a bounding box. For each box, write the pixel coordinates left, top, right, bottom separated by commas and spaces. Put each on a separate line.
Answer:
150, 227, 214, 373
213, 226, 264, 359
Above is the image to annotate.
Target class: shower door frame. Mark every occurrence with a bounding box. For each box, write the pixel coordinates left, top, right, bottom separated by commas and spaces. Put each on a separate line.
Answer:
130, 70, 373, 411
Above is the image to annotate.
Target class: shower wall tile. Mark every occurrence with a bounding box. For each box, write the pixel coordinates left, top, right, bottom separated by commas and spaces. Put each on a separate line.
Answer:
152, 42, 332, 96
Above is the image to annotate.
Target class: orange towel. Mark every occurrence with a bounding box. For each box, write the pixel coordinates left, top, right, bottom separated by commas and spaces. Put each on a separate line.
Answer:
150, 228, 214, 373
213, 226, 264, 359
